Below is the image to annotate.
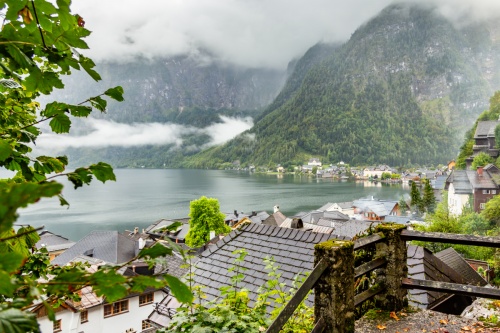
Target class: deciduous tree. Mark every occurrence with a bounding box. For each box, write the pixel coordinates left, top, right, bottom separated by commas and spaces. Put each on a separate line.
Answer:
471, 152, 494, 170
0, 1, 191, 330
481, 195, 500, 227
185, 196, 231, 248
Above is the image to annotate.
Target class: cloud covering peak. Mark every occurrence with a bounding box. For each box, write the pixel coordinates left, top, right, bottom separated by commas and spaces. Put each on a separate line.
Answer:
72, 0, 500, 70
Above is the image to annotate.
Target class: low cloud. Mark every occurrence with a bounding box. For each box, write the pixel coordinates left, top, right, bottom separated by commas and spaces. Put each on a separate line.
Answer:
71, 0, 499, 70
35, 116, 253, 154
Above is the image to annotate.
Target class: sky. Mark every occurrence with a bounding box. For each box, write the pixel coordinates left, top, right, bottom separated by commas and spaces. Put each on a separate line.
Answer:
36, 0, 500, 153
71, 0, 500, 70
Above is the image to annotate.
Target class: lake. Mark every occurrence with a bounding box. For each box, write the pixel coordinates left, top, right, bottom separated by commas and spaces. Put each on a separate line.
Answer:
16, 169, 409, 241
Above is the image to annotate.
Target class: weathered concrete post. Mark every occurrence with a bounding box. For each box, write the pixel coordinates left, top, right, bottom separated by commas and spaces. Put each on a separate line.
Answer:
375, 223, 408, 311
314, 239, 355, 333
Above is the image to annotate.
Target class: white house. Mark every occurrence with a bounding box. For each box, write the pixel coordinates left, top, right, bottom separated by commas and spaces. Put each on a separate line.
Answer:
34, 287, 165, 333
307, 158, 322, 167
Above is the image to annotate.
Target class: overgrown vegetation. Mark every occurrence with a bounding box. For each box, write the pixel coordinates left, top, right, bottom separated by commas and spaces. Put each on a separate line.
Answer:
0, 1, 191, 331
163, 250, 315, 333
415, 194, 500, 285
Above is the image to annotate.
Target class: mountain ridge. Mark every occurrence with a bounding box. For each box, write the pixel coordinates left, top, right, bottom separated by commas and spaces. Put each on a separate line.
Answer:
186, 3, 500, 168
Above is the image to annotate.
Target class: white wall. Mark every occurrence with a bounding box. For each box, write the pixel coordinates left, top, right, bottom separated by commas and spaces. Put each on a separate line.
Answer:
447, 183, 470, 217
37, 290, 164, 333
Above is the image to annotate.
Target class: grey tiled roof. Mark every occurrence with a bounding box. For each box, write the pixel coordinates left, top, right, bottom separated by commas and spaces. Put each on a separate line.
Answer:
51, 231, 137, 266
435, 247, 487, 287
446, 170, 472, 194
433, 175, 448, 190
466, 170, 498, 189
191, 224, 345, 307
36, 231, 75, 252
475, 121, 500, 138
407, 245, 468, 309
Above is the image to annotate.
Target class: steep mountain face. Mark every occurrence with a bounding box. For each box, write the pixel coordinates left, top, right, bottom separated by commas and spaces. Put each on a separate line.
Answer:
191, 4, 500, 168
53, 54, 287, 125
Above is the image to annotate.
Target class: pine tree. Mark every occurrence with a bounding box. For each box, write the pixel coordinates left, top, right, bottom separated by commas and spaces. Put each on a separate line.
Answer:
410, 181, 421, 213
422, 179, 436, 213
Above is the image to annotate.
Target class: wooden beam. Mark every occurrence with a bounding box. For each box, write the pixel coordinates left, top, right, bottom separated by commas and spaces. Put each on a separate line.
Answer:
354, 286, 384, 307
311, 316, 326, 333
401, 230, 500, 248
354, 233, 385, 251
402, 278, 500, 300
265, 258, 328, 333
354, 258, 386, 279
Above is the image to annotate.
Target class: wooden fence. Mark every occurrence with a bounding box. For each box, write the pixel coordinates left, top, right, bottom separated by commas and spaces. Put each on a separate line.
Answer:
265, 224, 500, 333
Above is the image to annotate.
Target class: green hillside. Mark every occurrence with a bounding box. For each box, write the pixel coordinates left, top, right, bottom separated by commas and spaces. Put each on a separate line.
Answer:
187, 4, 500, 168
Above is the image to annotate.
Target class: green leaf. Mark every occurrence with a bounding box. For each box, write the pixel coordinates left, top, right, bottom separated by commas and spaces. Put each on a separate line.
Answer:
0, 271, 17, 297
129, 275, 167, 293
0, 182, 63, 232
67, 168, 92, 189
138, 243, 173, 259
49, 114, 71, 133
89, 96, 107, 112
90, 269, 127, 302
68, 105, 92, 117
79, 55, 101, 81
0, 252, 24, 273
104, 86, 124, 102
5, 44, 34, 68
165, 274, 193, 304
0, 139, 12, 162
88, 162, 115, 183
0, 308, 39, 333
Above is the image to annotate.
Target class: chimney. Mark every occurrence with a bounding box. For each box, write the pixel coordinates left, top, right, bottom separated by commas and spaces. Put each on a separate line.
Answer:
234, 210, 238, 218
274, 205, 280, 213
134, 227, 139, 235
477, 167, 484, 176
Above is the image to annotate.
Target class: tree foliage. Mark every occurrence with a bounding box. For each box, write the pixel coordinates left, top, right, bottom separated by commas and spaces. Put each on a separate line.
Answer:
471, 152, 494, 170
164, 251, 314, 333
481, 195, 500, 227
410, 181, 421, 211
416, 195, 499, 282
421, 179, 436, 213
185, 196, 231, 248
0, 1, 191, 331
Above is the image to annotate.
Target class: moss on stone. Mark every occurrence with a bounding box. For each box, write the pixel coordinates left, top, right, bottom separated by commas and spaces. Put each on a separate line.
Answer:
315, 239, 354, 251
376, 223, 406, 232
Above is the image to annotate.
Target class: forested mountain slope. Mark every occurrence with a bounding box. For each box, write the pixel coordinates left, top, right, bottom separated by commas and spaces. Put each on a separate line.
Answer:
189, 3, 500, 168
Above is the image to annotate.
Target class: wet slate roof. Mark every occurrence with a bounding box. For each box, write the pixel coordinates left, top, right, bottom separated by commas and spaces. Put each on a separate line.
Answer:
475, 121, 500, 138
446, 170, 472, 194
51, 231, 137, 266
407, 245, 468, 309
36, 231, 75, 252
191, 223, 345, 307
435, 247, 487, 287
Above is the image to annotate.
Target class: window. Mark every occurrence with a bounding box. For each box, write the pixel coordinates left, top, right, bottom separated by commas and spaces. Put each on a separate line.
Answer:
142, 320, 152, 330
103, 300, 129, 317
139, 292, 154, 306
483, 189, 491, 194
53, 319, 62, 332
493, 190, 497, 194
480, 203, 486, 209
80, 310, 88, 323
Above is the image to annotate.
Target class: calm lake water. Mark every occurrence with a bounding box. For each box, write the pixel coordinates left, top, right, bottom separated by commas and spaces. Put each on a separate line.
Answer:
16, 169, 409, 241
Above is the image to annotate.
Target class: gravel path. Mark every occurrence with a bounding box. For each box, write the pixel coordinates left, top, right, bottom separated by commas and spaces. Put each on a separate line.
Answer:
355, 309, 500, 333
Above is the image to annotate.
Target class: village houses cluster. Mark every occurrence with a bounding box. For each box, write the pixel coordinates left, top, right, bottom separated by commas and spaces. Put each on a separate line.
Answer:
33, 119, 500, 333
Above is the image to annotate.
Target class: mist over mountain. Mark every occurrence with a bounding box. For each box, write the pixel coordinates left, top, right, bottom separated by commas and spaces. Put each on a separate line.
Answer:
44, 2, 500, 169
188, 3, 500, 168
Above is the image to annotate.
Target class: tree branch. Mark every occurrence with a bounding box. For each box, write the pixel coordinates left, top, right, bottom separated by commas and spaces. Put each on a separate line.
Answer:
30, 0, 47, 49
0, 225, 44, 242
